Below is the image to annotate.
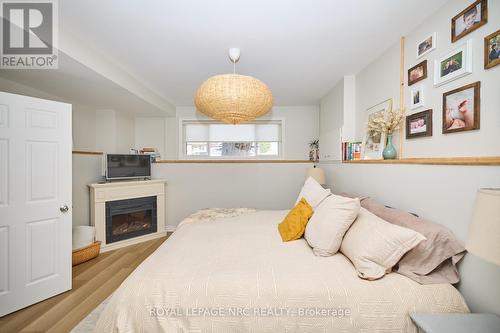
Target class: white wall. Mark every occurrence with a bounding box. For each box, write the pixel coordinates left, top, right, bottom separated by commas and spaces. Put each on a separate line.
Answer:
320, 80, 343, 160
72, 105, 97, 151
135, 117, 166, 157
351, 0, 499, 157
152, 162, 313, 228
94, 109, 135, 154
72, 154, 103, 226
172, 106, 320, 160
95, 109, 116, 153
165, 117, 178, 160
355, 42, 401, 141
321, 0, 500, 159
319, 76, 357, 160
271, 106, 319, 160
114, 111, 135, 153
402, 0, 500, 157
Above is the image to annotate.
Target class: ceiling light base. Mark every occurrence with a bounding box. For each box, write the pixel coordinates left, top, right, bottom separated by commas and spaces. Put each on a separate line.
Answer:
228, 48, 240, 63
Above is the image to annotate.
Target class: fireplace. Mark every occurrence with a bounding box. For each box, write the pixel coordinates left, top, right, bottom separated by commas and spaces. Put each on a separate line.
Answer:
105, 196, 157, 244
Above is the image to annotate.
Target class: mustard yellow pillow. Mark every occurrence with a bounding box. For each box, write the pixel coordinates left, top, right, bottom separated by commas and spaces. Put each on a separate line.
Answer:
278, 198, 314, 242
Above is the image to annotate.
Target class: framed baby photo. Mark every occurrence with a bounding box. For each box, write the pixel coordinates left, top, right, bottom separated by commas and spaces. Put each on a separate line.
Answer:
417, 33, 437, 59
434, 39, 472, 87
408, 60, 427, 86
406, 109, 433, 139
484, 29, 500, 69
410, 85, 424, 109
451, 0, 487, 43
442, 81, 480, 134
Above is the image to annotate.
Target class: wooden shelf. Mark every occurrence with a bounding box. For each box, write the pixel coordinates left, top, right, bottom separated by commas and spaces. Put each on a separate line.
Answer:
156, 160, 312, 164
342, 156, 500, 166
72, 150, 103, 155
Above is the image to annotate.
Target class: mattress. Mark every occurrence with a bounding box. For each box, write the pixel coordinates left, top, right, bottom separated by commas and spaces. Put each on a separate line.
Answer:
95, 209, 469, 332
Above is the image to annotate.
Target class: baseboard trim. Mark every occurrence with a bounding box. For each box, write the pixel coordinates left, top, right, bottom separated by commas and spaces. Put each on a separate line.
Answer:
165, 226, 177, 232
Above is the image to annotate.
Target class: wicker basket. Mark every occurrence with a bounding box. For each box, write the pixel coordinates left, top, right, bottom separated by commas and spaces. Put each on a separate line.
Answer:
72, 241, 101, 266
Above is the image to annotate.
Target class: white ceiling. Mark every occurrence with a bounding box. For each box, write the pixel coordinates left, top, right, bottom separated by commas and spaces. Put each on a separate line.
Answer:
59, 0, 448, 107
1, 0, 449, 113
0, 52, 169, 116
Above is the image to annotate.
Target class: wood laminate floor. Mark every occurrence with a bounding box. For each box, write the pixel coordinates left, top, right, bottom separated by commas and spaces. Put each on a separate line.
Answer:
0, 235, 169, 333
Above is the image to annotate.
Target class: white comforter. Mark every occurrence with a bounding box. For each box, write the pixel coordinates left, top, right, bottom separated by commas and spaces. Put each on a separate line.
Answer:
95, 210, 468, 332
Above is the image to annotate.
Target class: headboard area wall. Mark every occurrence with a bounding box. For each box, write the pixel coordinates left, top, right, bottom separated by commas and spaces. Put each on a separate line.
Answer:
320, 161, 500, 315
317, 0, 500, 315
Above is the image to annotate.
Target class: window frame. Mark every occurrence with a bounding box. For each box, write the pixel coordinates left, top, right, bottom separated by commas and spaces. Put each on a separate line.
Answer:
178, 118, 285, 160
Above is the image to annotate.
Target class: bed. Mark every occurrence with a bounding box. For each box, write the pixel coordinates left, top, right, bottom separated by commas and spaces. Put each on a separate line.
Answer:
95, 209, 469, 332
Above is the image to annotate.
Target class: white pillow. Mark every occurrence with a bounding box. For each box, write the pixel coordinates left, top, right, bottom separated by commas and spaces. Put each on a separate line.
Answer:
295, 176, 331, 208
340, 207, 426, 280
305, 195, 360, 256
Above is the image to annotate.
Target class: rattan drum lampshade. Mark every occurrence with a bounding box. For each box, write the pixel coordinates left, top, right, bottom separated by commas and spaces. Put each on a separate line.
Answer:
194, 49, 273, 124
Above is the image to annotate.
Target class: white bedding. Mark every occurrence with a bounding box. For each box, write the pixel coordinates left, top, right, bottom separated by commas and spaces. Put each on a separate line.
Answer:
95, 210, 468, 332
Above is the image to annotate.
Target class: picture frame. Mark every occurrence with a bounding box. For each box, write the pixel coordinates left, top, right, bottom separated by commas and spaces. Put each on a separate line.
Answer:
451, 0, 487, 43
408, 60, 427, 86
484, 29, 500, 69
434, 39, 472, 87
442, 81, 480, 134
361, 98, 392, 160
410, 85, 424, 109
416, 32, 437, 58
406, 109, 433, 139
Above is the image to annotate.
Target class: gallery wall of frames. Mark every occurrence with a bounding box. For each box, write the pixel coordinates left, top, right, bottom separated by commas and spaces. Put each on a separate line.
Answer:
401, 0, 499, 157
354, 0, 499, 160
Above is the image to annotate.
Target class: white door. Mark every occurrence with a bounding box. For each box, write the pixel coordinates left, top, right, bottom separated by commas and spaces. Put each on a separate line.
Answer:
0, 91, 72, 317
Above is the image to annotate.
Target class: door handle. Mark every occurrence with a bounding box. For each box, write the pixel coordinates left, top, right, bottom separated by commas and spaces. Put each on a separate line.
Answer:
60, 205, 69, 213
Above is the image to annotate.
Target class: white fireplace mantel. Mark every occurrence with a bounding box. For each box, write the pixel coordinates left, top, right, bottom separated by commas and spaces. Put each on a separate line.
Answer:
88, 179, 167, 252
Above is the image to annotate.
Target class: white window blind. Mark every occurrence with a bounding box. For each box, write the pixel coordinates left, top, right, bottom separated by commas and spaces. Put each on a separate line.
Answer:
185, 123, 280, 142
182, 121, 282, 159
185, 124, 209, 142
208, 124, 255, 142
255, 124, 280, 141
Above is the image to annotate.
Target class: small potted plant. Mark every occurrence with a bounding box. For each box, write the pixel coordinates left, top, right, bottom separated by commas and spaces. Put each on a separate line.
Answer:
309, 140, 319, 162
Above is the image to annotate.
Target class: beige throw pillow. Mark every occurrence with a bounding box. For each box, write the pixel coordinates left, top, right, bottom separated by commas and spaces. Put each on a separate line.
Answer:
361, 198, 466, 284
305, 195, 360, 256
295, 176, 331, 208
340, 207, 426, 280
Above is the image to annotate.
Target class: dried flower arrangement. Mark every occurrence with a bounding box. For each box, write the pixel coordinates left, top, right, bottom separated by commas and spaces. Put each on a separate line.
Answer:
367, 108, 405, 135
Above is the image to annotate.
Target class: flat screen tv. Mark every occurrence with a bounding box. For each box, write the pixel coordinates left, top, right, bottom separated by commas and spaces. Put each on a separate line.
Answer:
106, 154, 151, 180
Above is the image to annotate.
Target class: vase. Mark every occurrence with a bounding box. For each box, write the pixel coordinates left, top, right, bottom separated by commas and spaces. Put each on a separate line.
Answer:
383, 134, 397, 159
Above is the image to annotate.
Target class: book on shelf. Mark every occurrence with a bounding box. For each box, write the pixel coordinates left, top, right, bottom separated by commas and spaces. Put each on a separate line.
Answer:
139, 147, 161, 162
341, 141, 362, 161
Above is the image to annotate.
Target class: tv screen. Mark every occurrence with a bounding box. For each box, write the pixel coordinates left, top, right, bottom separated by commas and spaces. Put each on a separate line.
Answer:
106, 154, 151, 180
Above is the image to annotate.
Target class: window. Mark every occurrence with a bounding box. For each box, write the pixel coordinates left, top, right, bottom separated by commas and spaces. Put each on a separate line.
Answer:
181, 120, 283, 159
